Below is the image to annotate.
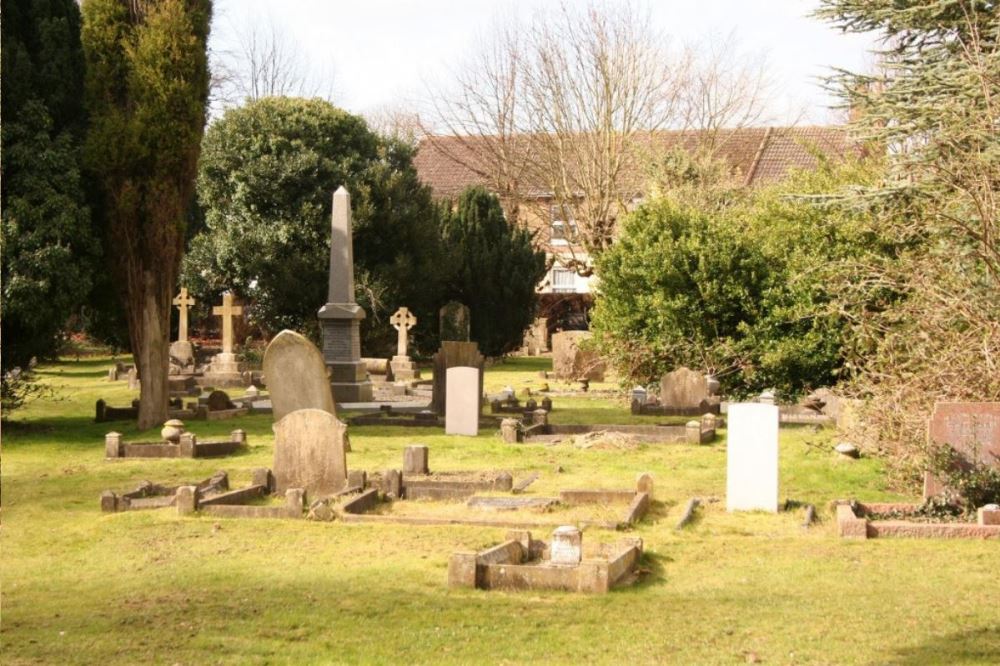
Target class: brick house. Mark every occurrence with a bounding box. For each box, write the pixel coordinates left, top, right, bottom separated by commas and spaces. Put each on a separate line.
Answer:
414, 126, 852, 332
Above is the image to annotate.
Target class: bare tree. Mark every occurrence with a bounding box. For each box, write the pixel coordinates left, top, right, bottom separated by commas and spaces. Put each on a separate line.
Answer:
423, 1, 774, 274
421, 19, 532, 223
679, 31, 775, 148
364, 104, 426, 147
519, 1, 688, 267
211, 14, 335, 113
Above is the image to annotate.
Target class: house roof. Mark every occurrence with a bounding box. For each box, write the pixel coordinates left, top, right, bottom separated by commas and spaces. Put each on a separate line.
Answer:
413, 126, 853, 200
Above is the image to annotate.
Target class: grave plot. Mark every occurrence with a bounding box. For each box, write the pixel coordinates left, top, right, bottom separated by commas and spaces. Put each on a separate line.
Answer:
101, 471, 229, 512
336, 449, 653, 530
448, 527, 644, 594
836, 501, 1000, 540
500, 410, 717, 445
104, 423, 247, 459
837, 401, 1000, 540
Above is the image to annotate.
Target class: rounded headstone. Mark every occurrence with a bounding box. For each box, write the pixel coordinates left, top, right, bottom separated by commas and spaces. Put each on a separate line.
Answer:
262, 330, 336, 421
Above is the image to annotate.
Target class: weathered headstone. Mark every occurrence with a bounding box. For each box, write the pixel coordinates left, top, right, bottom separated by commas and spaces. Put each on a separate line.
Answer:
521, 317, 549, 356
389, 306, 420, 381
403, 444, 429, 474
439, 301, 470, 342
726, 403, 779, 512
272, 408, 348, 497
445, 366, 480, 436
924, 402, 1000, 498
317, 187, 374, 403
172, 287, 196, 342
550, 526, 582, 565
432, 341, 484, 415
660, 367, 720, 415
551, 330, 605, 381
169, 340, 196, 374
203, 292, 244, 386
262, 330, 336, 422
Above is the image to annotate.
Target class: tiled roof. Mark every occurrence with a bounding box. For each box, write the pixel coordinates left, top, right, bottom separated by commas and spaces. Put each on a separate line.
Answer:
414, 126, 852, 199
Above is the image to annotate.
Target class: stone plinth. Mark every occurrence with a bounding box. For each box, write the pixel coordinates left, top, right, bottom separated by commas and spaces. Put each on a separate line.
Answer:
390, 355, 419, 381
203, 352, 244, 388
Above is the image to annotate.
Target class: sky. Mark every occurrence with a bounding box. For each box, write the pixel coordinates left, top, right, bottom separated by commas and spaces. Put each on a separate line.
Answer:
209, 0, 878, 126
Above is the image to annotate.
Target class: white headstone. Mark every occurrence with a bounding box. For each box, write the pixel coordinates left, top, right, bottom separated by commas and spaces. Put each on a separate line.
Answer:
726, 403, 779, 512
445, 366, 480, 436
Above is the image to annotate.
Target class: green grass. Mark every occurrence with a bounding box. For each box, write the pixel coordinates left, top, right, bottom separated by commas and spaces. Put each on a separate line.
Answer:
2, 357, 997, 665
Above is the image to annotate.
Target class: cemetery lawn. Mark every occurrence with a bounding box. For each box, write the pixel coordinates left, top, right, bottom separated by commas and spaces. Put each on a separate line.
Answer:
2, 357, 998, 665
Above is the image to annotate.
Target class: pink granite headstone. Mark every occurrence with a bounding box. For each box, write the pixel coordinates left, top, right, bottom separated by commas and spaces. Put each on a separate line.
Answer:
924, 402, 1000, 498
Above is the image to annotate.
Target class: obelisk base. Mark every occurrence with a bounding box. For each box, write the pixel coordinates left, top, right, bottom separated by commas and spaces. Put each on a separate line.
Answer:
328, 360, 374, 403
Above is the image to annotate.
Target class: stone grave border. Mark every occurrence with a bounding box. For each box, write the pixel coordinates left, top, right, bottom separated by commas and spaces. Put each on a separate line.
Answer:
448, 529, 643, 594
101, 471, 229, 512
503, 415, 717, 445
835, 500, 1000, 540
104, 429, 247, 460
338, 471, 652, 531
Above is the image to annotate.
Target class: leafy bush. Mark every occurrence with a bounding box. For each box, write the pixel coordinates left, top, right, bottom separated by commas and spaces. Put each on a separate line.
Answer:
591, 158, 882, 398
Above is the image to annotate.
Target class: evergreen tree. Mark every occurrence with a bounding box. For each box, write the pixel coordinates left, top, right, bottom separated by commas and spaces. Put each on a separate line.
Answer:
817, 0, 1000, 475
441, 187, 547, 357
1, 0, 97, 376
82, 0, 211, 428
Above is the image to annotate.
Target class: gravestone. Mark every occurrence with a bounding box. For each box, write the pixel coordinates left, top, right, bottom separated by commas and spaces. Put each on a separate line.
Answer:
404, 444, 429, 474
522, 317, 549, 356
660, 367, 720, 415
206, 390, 234, 412
317, 187, 373, 403
262, 330, 336, 422
169, 340, 196, 375
726, 403, 779, 512
550, 526, 582, 565
445, 366, 480, 436
439, 301, 470, 342
389, 306, 419, 381
203, 292, 244, 386
272, 408, 348, 497
432, 341, 484, 415
551, 331, 605, 381
172, 287, 196, 342
924, 402, 1000, 498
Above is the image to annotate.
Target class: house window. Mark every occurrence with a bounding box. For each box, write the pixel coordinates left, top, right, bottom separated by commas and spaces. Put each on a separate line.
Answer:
550, 204, 578, 243
552, 268, 576, 293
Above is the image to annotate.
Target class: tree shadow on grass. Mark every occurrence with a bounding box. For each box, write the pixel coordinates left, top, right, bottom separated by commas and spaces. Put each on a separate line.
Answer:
877, 626, 1000, 665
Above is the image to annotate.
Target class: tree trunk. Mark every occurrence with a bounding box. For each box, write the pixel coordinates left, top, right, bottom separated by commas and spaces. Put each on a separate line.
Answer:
135, 272, 170, 430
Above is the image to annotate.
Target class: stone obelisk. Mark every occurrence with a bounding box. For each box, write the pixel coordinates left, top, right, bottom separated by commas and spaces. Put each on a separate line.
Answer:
318, 186, 373, 403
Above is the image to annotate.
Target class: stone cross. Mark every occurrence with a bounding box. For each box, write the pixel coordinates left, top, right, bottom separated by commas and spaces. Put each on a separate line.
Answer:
172, 287, 196, 342
212, 292, 243, 354
390, 307, 417, 357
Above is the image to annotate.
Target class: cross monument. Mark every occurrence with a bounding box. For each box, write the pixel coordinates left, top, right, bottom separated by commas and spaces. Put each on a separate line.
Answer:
172, 287, 196, 342
390, 307, 417, 357
212, 292, 243, 354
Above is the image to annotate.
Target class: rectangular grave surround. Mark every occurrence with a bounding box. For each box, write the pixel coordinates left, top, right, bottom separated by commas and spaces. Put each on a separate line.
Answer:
836, 501, 1000, 540
448, 530, 643, 594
